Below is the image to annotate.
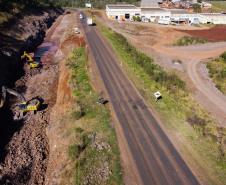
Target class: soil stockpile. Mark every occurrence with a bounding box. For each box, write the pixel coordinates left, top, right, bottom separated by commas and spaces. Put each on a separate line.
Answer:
176, 26, 226, 42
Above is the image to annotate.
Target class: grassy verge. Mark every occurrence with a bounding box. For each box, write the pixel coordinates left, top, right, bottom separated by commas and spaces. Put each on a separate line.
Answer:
207, 51, 226, 95
66, 47, 122, 184
97, 23, 226, 184
208, 1, 226, 12
173, 36, 210, 46
201, 23, 226, 28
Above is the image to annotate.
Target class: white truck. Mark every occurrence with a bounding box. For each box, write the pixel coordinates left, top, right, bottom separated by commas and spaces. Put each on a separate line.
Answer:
87, 17, 93, 26
158, 19, 170, 25
79, 14, 83, 19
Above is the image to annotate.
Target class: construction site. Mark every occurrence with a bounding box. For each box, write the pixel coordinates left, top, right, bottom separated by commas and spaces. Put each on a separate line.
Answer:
0, 4, 225, 185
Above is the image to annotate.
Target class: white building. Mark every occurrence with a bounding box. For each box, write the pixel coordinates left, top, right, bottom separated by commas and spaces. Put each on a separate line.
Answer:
201, 1, 212, 8
141, 8, 171, 22
106, 4, 141, 20
199, 13, 226, 24
141, 0, 161, 7
170, 9, 199, 24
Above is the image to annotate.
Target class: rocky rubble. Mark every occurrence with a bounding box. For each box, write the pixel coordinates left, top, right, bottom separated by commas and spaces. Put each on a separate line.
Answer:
0, 6, 63, 184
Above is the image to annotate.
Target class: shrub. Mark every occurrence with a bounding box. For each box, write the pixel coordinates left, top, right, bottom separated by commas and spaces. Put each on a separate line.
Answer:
174, 36, 210, 46
72, 110, 82, 120
68, 145, 83, 160
220, 51, 226, 60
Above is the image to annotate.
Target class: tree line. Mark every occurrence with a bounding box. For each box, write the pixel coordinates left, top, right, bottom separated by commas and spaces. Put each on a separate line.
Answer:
0, 0, 141, 12
42, 0, 141, 9
0, 0, 56, 12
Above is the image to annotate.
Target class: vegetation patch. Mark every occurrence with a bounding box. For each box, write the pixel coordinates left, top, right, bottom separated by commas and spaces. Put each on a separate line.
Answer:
135, 25, 148, 30
173, 36, 210, 46
208, 1, 226, 12
207, 51, 226, 94
98, 23, 226, 184
202, 23, 226, 28
66, 47, 122, 184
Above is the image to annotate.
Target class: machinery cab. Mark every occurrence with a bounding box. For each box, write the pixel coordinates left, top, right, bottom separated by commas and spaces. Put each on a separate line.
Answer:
19, 102, 28, 111
19, 100, 40, 111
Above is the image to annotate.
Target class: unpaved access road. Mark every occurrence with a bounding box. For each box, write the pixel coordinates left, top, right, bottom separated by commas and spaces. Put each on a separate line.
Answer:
79, 10, 200, 185
0, 13, 71, 184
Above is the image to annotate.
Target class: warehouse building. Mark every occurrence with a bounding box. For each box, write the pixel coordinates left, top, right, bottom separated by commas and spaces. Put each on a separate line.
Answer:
141, 8, 171, 22
141, 0, 160, 7
199, 13, 226, 24
170, 9, 199, 24
106, 4, 141, 20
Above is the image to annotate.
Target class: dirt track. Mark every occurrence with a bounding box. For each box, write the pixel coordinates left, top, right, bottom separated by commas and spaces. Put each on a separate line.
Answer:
0, 13, 72, 184
95, 12, 226, 125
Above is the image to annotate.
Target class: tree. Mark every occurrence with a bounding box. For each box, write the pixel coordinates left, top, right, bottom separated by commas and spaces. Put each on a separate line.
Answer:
197, 0, 202, 3
193, 3, 202, 13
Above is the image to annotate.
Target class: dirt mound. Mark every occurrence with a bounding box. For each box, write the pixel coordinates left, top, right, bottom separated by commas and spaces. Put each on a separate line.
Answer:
176, 26, 226, 42
60, 34, 86, 50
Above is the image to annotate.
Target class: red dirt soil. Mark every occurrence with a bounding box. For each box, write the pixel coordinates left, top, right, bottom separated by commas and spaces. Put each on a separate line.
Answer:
176, 26, 226, 42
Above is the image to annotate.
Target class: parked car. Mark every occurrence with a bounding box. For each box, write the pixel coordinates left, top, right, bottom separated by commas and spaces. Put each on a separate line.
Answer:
75, 30, 80, 34
122, 18, 125, 21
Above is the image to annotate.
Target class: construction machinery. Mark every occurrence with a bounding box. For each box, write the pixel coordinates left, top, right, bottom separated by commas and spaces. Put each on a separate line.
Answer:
0, 86, 40, 111
21, 51, 41, 68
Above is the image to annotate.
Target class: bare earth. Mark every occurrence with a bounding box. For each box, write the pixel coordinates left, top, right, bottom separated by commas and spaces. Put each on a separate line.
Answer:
95, 11, 226, 126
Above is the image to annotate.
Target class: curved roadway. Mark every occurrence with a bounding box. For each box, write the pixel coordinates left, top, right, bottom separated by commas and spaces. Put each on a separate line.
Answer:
78, 11, 200, 185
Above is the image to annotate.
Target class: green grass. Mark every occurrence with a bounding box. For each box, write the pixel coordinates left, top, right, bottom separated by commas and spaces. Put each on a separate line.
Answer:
0, 12, 14, 24
135, 25, 148, 30
97, 23, 226, 184
66, 47, 122, 184
201, 23, 226, 28
207, 1, 226, 12
207, 51, 226, 95
173, 36, 210, 46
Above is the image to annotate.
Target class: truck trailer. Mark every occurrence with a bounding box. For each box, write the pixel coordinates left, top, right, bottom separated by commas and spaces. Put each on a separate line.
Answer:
158, 19, 170, 25
87, 17, 93, 26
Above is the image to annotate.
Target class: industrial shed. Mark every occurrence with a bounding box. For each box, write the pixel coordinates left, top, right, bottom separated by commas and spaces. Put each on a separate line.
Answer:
141, 0, 160, 7
141, 8, 171, 22
170, 9, 199, 24
199, 13, 226, 24
106, 4, 141, 20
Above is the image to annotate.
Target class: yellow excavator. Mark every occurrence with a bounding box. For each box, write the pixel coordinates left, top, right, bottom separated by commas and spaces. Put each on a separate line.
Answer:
21, 51, 41, 68
0, 86, 40, 111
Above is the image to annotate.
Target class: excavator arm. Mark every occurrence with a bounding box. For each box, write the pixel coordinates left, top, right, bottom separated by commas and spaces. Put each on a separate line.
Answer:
0, 86, 26, 108
21, 51, 34, 62
21, 51, 41, 68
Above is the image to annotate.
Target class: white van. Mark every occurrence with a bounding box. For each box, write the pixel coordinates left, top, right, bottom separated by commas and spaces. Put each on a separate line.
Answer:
79, 14, 83, 19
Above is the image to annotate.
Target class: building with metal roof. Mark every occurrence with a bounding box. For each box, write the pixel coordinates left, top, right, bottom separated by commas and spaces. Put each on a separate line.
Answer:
170, 9, 199, 24
141, 0, 161, 7
106, 4, 141, 20
199, 13, 226, 24
141, 8, 171, 22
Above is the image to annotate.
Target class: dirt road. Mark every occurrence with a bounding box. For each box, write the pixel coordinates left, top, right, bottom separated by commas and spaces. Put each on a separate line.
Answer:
0, 13, 71, 184
79, 11, 200, 185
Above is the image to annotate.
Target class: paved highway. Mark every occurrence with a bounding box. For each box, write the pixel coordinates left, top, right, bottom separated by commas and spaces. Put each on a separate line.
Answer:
78, 11, 200, 185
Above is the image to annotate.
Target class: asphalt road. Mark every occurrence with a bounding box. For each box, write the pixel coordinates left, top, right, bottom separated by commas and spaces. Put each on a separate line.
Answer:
78, 11, 200, 185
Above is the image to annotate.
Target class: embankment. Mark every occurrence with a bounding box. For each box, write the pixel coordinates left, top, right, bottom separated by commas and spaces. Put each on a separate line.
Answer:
0, 6, 63, 88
